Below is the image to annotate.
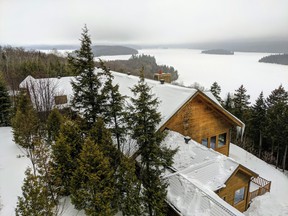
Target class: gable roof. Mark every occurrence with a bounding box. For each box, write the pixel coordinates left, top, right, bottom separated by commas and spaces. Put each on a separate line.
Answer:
19, 68, 244, 130
166, 173, 244, 216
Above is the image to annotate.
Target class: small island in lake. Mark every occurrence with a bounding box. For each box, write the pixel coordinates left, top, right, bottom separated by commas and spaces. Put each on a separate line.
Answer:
92, 45, 138, 57
259, 54, 288, 66
201, 49, 234, 55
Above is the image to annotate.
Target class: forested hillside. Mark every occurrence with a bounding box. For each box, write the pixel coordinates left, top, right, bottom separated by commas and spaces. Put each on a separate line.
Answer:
259, 54, 288, 65
96, 54, 179, 81
211, 82, 288, 172
0, 46, 74, 90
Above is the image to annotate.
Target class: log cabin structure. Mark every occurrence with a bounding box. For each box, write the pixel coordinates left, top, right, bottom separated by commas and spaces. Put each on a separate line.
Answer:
20, 69, 271, 215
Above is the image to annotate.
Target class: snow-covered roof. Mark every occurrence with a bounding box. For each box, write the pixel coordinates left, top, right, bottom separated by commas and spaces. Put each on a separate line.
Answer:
166, 173, 244, 216
19, 68, 244, 129
164, 131, 239, 191
163, 130, 243, 216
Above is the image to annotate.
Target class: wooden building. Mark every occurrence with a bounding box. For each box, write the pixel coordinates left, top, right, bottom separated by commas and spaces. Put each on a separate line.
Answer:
161, 91, 244, 156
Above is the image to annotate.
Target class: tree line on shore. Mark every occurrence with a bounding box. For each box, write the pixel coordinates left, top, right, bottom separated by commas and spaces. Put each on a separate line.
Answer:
210, 82, 288, 171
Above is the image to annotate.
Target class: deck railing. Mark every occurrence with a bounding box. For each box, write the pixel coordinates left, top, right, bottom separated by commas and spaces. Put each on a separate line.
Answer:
248, 176, 271, 202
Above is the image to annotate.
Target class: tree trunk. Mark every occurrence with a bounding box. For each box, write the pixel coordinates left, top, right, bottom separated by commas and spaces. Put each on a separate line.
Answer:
258, 131, 262, 158
276, 142, 280, 169
282, 145, 288, 172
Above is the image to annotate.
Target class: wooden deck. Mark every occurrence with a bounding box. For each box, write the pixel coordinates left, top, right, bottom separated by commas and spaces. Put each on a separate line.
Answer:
248, 176, 271, 203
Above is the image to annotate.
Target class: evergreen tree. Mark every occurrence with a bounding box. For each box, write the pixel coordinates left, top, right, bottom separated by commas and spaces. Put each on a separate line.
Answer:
223, 92, 233, 112
12, 92, 39, 149
0, 75, 11, 126
68, 25, 104, 126
250, 92, 267, 158
46, 108, 63, 144
70, 138, 115, 216
15, 168, 55, 216
232, 84, 251, 121
100, 60, 128, 150
210, 81, 223, 103
116, 156, 142, 215
266, 85, 288, 167
51, 120, 83, 195
129, 70, 176, 216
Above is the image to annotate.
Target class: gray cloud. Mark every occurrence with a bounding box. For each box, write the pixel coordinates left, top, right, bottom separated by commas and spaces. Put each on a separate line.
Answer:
1, 0, 287, 46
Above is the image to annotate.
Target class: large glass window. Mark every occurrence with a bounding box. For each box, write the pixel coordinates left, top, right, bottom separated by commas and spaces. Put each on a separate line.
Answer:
234, 187, 245, 205
218, 133, 227, 147
210, 136, 216, 149
202, 138, 208, 147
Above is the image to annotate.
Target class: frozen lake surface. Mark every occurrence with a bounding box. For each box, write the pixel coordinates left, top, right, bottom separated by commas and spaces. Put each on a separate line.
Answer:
100, 49, 288, 103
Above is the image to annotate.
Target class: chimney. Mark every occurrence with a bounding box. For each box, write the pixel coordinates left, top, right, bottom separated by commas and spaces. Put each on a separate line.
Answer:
184, 136, 191, 144
160, 79, 165, 84
127, 72, 131, 76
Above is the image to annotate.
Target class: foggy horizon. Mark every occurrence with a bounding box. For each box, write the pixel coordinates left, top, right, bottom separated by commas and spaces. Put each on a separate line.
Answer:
1, 0, 288, 47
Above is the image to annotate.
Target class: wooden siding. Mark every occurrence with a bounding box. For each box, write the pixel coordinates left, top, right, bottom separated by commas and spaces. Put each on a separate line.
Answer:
164, 94, 233, 156
217, 169, 252, 212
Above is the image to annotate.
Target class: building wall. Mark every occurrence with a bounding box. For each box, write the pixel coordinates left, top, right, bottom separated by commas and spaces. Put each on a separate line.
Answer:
164, 94, 233, 156
217, 170, 251, 212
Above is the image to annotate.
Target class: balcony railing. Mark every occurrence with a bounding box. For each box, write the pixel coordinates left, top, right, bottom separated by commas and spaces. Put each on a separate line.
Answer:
248, 176, 271, 202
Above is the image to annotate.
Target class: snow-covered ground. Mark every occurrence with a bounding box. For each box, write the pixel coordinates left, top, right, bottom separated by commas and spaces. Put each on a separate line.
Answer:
1, 127, 288, 215
230, 144, 288, 216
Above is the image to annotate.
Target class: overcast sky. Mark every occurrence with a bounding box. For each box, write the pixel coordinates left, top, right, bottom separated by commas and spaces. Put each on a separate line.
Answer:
1, 0, 288, 46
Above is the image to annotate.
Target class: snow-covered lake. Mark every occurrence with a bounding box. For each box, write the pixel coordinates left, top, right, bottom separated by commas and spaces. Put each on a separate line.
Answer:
99, 49, 288, 103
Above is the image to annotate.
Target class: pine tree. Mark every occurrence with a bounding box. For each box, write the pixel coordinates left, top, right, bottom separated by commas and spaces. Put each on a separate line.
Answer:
51, 120, 83, 195
233, 84, 251, 121
68, 25, 104, 126
129, 70, 176, 216
46, 108, 63, 144
0, 75, 11, 126
70, 137, 115, 216
250, 92, 267, 158
210, 81, 223, 103
100, 60, 128, 150
15, 168, 55, 216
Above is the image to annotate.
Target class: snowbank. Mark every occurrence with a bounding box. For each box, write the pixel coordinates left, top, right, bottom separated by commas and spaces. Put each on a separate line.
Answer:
230, 144, 288, 216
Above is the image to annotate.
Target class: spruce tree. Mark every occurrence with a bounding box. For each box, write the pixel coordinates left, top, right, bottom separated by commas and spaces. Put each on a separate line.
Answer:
233, 84, 251, 121
70, 137, 115, 216
100, 60, 128, 150
129, 70, 176, 216
0, 75, 11, 126
250, 92, 267, 158
116, 157, 142, 216
210, 81, 223, 103
223, 92, 233, 112
51, 120, 83, 195
266, 85, 288, 167
68, 25, 104, 127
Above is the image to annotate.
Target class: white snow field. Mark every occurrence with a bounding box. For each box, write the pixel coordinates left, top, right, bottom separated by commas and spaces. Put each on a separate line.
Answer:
1, 126, 288, 215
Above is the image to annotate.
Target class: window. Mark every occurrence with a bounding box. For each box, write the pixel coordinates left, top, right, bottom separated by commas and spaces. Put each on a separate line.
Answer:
218, 133, 227, 147
202, 138, 208, 147
234, 187, 245, 205
210, 136, 216, 149
55, 95, 68, 105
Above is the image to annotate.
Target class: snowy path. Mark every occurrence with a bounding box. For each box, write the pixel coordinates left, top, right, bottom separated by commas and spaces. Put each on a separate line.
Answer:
230, 144, 288, 216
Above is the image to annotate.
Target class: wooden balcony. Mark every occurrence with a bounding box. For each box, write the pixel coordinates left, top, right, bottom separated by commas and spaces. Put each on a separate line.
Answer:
248, 176, 271, 203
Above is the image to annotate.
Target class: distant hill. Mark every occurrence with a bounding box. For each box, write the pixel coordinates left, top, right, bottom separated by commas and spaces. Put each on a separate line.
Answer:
201, 49, 234, 55
259, 54, 288, 66
92, 45, 138, 57
95, 54, 179, 81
